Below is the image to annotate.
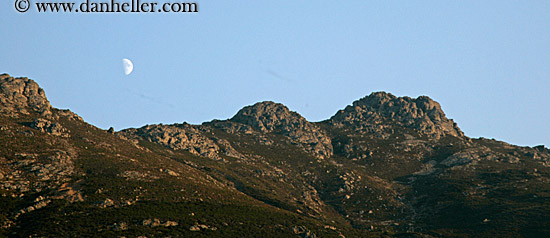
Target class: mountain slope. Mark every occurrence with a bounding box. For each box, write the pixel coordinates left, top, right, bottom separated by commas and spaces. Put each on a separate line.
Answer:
1, 73, 550, 237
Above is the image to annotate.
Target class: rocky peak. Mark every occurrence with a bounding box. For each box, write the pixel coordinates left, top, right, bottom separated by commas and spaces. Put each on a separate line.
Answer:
230, 101, 305, 133
330, 92, 463, 139
0, 74, 51, 116
230, 101, 333, 159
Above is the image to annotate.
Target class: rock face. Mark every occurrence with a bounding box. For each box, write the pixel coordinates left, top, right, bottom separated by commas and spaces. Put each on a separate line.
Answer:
230, 101, 333, 159
330, 92, 463, 139
0, 74, 51, 116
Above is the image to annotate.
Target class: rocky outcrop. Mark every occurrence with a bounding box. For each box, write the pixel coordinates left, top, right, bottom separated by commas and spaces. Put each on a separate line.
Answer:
208, 120, 275, 146
189, 223, 217, 231
56, 109, 84, 121
0, 74, 51, 116
293, 225, 317, 238
120, 123, 223, 160
441, 147, 522, 167
229, 101, 333, 159
97, 198, 115, 208
330, 92, 463, 139
119, 171, 159, 182
142, 218, 178, 227
30, 118, 70, 137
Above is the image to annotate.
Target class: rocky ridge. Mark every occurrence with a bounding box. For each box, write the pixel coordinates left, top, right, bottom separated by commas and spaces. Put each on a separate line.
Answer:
330, 92, 463, 139
1, 74, 550, 237
120, 123, 224, 160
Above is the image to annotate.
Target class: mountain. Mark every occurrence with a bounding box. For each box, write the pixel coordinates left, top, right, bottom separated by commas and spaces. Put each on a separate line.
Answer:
1, 73, 549, 237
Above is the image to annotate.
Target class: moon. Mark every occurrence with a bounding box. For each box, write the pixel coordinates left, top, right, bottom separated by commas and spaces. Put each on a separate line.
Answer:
122, 58, 133, 75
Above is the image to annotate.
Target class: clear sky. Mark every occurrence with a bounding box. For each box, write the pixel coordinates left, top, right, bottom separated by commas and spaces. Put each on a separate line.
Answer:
1, 1, 549, 147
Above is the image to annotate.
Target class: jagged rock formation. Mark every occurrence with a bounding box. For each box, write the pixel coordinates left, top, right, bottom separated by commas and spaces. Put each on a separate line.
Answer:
228, 101, 333, 159
120, 123, 223, 160
0, 74, 51, 117
124, 101, 334, 160
330, 92, 463, 139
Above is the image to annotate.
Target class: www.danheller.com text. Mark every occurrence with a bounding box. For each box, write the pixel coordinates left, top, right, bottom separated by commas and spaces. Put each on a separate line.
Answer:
28, 0, 199, 13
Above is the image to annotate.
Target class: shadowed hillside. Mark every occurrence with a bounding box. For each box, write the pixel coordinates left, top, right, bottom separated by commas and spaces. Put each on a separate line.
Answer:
1, 73, 549, 237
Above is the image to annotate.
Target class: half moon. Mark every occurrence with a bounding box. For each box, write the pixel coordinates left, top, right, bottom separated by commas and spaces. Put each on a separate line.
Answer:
122, 58, 134, 75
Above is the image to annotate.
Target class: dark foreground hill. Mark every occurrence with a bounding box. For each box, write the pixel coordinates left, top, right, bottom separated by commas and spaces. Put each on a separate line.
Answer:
1, 73, 549, 237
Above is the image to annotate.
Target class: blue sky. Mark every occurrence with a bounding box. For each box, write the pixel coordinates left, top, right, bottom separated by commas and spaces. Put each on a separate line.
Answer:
1, 0, 549, 147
